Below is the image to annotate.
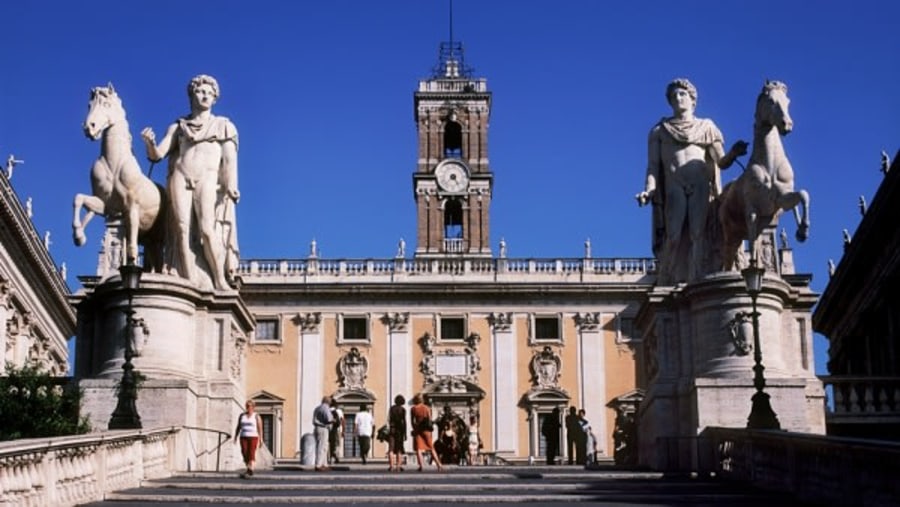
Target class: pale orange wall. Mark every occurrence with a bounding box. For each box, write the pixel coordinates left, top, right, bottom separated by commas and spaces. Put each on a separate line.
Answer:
468, 316, 493, 450
245, 314, 299, 458
514, 315, 532, 455
603, 314, 637, 454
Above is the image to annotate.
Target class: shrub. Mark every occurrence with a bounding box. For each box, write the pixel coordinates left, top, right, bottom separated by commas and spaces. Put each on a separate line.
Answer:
0, 363, 91, 441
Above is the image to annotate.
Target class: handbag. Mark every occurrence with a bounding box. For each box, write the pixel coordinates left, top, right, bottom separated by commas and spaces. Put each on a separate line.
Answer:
376, 424, 390, 442
418, 417, 433, 432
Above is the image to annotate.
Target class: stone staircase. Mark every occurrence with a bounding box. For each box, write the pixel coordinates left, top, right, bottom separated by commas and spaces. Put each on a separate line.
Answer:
80, 463, 814, 506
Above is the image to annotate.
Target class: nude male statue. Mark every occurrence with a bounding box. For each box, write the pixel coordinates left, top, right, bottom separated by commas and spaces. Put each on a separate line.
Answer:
141, 75, 239, 290
636, 78, 747, 284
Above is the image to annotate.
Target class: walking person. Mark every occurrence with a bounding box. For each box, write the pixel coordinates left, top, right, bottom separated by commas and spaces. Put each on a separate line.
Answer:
312, 396, 334, 471
542, 407, 562, 465
355, 404, 375, 465
564, 407, 580, 465
466, 415, 481, 466
233, 400, 262, 478
410, 394, 443, 471
387, 395, 407, 472
329, 399, 344, 464
576, 409, 591, 465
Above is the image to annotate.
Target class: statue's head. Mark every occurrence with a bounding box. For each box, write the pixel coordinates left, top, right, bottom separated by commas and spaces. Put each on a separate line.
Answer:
187, 74, 220, 101
666, 78, 697, 106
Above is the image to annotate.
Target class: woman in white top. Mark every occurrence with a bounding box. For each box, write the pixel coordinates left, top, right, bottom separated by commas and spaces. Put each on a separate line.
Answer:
467, 415, 480, 466
233, 400, 263, 477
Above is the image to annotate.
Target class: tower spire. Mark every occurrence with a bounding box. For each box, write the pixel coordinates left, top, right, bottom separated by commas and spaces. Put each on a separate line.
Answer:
432, 0, 472, 78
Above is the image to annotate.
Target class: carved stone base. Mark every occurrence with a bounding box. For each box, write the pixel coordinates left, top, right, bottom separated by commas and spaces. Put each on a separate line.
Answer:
634, 272, 825, 470
74, 272, 254, 471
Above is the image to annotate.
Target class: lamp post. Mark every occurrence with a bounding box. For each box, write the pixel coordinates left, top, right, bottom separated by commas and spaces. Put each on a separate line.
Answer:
108, 263, 143, 430
741, 260, 781, 430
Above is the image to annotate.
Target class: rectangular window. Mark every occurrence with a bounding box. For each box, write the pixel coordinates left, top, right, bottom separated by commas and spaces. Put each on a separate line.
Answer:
440, 316, 466, 341
341, 316, 369, 341
534, 316, 560, 341
255, 319, 280, 342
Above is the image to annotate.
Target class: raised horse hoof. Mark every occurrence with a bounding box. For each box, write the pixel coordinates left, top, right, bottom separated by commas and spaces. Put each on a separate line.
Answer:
795, 225, 809, 242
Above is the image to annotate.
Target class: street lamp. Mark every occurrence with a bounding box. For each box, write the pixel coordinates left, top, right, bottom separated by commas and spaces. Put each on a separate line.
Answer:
741, 260, 781, 430
108, 263, 143, 430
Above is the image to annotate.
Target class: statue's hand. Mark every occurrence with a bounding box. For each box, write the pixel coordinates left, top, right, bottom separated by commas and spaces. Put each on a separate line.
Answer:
227, 187, 240, 203
731, 140, 749, 157
140, 127, 156, 144
635, 190, 654, 207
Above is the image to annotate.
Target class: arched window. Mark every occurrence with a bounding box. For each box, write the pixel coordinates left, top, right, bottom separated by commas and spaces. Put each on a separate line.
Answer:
444, 120, 463, 159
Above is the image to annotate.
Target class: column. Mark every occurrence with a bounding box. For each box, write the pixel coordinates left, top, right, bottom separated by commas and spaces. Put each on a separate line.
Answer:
576, 312, 607, 455
295, 313, 323, 440
489, 312, 518, 454
385, 313, 412, 421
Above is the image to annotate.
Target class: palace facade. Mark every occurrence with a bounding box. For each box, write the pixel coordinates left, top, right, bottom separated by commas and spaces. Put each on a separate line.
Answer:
237, 44, 653, 462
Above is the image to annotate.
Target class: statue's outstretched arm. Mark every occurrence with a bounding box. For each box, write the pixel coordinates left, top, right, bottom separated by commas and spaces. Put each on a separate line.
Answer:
141, 123, 178, 162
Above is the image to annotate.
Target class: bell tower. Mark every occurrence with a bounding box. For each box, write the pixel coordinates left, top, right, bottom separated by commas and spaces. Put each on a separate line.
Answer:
413, 39, 493, 258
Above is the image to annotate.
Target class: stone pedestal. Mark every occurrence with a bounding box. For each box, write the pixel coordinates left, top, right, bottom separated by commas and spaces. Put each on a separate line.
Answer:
635, 272, 825, 470
74, 272, 254, 471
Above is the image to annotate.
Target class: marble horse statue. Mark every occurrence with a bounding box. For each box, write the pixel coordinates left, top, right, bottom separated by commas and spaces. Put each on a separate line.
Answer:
718, 80, 809, 270
73, 84, 166, 270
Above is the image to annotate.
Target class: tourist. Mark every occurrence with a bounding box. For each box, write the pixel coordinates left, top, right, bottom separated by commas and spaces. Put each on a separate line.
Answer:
410, 394, 442, 471
312, 396, 334, 471
233, 400, 262, 478
466, 415, 481, 466
329, 399, 344, 464
355, 404, 374, 465
564, 406, 580, 465
387, 394, 407, 472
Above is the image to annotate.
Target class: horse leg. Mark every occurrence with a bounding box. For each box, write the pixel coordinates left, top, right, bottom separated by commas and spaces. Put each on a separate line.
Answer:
125, 203, 141, 265
73, 193, 106, 246
793, 189, 810, 242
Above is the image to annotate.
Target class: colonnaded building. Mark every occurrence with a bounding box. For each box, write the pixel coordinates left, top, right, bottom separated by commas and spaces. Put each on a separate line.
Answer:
70, 40, 822, 469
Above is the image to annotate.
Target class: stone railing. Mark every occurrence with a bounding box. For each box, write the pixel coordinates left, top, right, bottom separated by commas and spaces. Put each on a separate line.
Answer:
819, 375, 900, 422
418, 78, 488, 93
236, 257, 656, 284
698, 427, 900, 506
0, 427, 177, 507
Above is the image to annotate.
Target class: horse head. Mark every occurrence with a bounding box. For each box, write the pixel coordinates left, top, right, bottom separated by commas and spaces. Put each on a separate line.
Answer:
756, 80, 793, 135
84, 83, 125, 140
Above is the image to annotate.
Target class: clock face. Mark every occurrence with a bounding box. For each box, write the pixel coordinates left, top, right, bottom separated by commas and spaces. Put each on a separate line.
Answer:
435, 161, 470, 193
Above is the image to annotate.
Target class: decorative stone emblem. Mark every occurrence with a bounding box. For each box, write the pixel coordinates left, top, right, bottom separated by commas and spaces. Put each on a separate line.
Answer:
488, 312, 512, 332
339, 346, 369, 390
726, 311, 753, 356
530, 345, 561, 388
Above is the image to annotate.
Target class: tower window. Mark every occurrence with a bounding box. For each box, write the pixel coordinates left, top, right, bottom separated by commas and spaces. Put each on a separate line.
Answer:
444, 120, 462, 159
444, 199, 463, 238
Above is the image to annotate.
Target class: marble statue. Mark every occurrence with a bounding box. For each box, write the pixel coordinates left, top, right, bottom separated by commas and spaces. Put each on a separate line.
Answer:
397, 238, 406, 258
498, 238, 507, 258
25, 197, 32, 218
881, 150, 891, 174
43, 231, 51, 250
858, 195, 867, 216
74, 84, 165, 271
584, 238, 592, 258
637, 78, 747, 284
718, 81, 809, 270
5, 155, 23, 179
141, 75, 239, 290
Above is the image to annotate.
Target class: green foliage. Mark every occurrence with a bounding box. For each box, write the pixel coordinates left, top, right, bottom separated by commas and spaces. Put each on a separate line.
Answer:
0, 363, 91, 441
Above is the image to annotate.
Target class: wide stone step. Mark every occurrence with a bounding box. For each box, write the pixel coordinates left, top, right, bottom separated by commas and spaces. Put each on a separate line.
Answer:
84, 467, 813, 506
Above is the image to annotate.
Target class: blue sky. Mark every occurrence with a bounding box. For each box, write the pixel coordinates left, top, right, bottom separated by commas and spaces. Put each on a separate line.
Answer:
2, 1, 899, 375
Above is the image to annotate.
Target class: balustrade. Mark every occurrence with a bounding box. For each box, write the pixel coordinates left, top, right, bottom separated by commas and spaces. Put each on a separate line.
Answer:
236, 256, 656, 283
820, 376, 900, 418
